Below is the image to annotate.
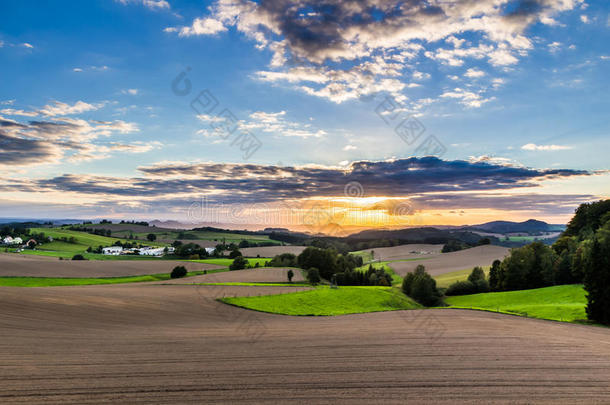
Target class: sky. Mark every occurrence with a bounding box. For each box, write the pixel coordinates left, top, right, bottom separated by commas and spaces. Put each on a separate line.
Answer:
0, 0, 609, 230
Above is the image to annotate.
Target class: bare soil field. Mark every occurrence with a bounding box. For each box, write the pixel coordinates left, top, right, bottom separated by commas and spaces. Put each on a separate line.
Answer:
160, 267, 305, 284
364, 244, 445, 260
389, 245, 510, 276
0, 253, 223, 277
1, 284, 609, 404
239, 245, 308, 257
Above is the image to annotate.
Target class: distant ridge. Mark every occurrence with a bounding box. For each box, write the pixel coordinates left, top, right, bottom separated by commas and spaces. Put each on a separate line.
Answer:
462, 219, 565, 234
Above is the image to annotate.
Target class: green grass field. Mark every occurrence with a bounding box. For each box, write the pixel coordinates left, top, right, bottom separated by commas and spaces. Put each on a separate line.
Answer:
191, 282, 311, 287
434, 267, 490, 288
222, 286, 421, 316
28, 227, 163, 254
444, 284, 587, 322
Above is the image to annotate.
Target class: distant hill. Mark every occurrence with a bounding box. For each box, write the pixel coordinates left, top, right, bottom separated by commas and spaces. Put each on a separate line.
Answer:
347, 227, 493, 245
462, 219, 565, 234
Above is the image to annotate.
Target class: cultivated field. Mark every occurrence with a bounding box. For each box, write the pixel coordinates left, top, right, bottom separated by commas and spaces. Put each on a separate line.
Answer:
354, 244, 444, 261
1, 283, 609, 403
389, 245, 510, 276
160, 267, 305, 284
238, 245, 308, 257
0, 253, 222, 277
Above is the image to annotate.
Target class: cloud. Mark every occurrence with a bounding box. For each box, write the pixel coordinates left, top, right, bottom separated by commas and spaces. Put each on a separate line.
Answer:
175, 17, 227, 36
548, 41, 563, 53
0, 113, 140, 167
464, 68, 486, 78
122, 89, 139, 95
0, 108, 39, 117
239, 110, 326, 138
343, 145, 357, 151
168, 0, 582, 105
6, 156, 585, 201
73, 68, 83, 72
39, 100, 104, 117
580, 15, 589, 23
522, 143, 573, 151
117, 0, 169, 10
441, 88, 494, 108
22, 43, 34, 49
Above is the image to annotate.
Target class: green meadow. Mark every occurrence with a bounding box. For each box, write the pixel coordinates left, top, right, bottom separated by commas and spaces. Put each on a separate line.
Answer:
222, 286, 421, 316
444, 284, 587, 323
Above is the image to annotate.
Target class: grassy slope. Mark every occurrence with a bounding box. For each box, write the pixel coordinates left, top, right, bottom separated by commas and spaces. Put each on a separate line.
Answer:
445, 284, 587, 322
29, 227, 163, 253
222, 286, 421, 316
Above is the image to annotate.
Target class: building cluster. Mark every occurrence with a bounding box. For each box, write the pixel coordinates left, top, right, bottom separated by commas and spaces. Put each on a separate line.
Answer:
101, 246, 175, 257
2, 236, 24, 245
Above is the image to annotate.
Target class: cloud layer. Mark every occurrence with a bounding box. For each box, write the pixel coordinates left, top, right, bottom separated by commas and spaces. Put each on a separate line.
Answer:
169, 0, 584, 104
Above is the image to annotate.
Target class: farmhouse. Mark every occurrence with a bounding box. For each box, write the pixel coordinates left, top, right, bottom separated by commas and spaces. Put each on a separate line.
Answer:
205, 247, 215, 254
2, 236, 13, 244
102, 246, 123, 255
13, 237, 23, 245
139, 247, 166, 256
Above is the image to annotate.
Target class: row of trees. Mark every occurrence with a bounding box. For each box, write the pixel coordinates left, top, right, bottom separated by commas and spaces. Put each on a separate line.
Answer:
486, 200, 610, 324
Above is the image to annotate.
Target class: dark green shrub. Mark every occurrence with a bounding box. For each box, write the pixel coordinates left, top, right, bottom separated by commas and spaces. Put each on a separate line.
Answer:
445, 280, 477, 296
468, 266, 486, 283
287, 269, 294, 283
306, 267, 321, 285
170, 266, 187, 278
71, 254, 86, 260
228, 249, 242, 259
229, 256, 247, 270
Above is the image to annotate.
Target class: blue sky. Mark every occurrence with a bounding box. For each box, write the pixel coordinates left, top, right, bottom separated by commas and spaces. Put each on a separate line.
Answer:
0, 0, 608, 227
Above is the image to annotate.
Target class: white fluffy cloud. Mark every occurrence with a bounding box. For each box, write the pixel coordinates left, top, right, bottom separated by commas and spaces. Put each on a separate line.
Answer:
168, 0, 583, 106
39, 100, 104, 117
522, 143, 573, 151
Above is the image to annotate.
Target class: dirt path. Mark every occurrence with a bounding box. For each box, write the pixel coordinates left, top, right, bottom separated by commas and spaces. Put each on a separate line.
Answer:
1, 284, 609, 403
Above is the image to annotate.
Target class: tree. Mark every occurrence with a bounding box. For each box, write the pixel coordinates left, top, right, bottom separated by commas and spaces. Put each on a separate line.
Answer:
229, 256, 247, 271
170, 265, 187, 278
228, 249, 242, 259
489, 260, 501, 291
71, 254, 86, 260
306, 267, 321, 285
147, 233, 157, 242
468, 266, 486, 283
287, 269, 294, 283
401, 265, 441, 306
583, 225, 610, 324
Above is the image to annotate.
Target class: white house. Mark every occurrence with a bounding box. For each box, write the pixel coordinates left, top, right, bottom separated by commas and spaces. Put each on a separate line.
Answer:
205, 247, 215, 255
102, 246, 123, 255
13, 237, 23, 245
139, 247, 166, 256
2, 236, 13, 244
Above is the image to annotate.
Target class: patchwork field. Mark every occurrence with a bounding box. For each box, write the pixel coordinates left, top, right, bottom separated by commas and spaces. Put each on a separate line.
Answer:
388, 245, 510, 277
238, 245, 308, 257
1, 283, 610, 403
0, 253, 223, 277
353, 244, 444, 261
160, 267, 305, 284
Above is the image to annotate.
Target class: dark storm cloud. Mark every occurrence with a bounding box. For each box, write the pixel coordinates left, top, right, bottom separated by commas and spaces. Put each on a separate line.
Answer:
5, 157, 590, 203
0, 131, 61, 165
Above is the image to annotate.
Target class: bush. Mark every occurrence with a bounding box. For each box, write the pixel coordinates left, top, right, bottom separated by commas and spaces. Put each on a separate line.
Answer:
229, 256, 247, 271
71, 254, 86, 260
306, 267, 321, 285
268, 253, 298, 267
402, 265, 442, 306
170, 265, 187, 279
445, 280, 477, 296
228, 249, 242, 259
446, 267, 490, 296
287, 269, 294, 283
